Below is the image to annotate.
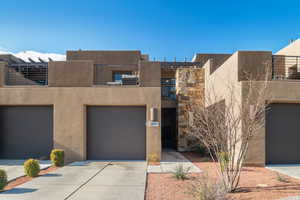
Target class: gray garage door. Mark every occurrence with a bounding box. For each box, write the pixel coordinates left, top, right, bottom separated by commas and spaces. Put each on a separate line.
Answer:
266, 103, 300, 164
0, 106, 53, 159
87, 106, 146, 160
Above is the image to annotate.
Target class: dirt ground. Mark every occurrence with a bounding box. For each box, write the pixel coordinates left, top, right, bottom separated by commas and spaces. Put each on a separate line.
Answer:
146, 152, 300, 200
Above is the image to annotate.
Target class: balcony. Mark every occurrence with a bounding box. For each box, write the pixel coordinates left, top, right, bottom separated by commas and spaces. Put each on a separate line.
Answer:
272, 55, 300, 80
1, 60, 161, 88
6, 64, 48, 86
94, 65, 140, 86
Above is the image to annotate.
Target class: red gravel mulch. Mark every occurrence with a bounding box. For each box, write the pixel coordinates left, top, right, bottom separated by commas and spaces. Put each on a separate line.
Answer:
146, 152, 300, 200
2, 166, 58, 191
149, 162, 160, 166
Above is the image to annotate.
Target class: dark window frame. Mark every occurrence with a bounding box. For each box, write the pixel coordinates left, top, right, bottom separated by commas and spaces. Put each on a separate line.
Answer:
112, 71, 133, 82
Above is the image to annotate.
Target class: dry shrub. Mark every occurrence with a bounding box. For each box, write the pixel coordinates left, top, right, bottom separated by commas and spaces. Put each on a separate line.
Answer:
148, 153, 159, 163
189, 173, 232, 200
173, 164, 191, 180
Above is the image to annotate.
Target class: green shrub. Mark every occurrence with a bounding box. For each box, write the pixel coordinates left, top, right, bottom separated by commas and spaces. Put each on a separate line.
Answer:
50, 149, 65, 167
0, 169, 7, 190
24, 159, 40, 177
173, 164, 191, 180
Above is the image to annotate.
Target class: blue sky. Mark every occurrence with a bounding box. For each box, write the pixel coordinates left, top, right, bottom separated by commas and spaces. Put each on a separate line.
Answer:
0, 0, 299, 60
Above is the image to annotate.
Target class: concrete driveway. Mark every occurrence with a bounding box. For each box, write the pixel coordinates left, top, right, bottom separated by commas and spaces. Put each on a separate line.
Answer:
267, 164, 300, 180
0, 161, 147, 200
0, 160, 51, 181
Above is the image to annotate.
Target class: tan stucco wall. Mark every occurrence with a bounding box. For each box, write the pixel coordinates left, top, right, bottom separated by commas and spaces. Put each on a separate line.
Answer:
238, 51, 272, 81
0, 62, 6, 86
139, 62, 161, 87
276, 39, 300, 56
203, 53, 243, 165
67, 50, 141, 65
243, 80, 300, 166
48, 60, 94, 87
0, 86, 161, 163
61, 51, 159, 87
204, 52, 241, 107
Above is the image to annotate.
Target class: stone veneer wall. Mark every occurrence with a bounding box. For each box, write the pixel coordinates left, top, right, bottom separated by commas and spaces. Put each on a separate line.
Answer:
176, 68, 204, 151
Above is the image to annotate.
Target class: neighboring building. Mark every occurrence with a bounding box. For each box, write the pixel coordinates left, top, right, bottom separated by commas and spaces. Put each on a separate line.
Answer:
0, 51, 161, 162
203, 39, 300, 166
1, 40, 300, 165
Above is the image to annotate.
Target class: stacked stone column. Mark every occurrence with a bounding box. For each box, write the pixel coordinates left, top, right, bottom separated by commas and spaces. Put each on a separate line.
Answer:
176, 68, 204, 151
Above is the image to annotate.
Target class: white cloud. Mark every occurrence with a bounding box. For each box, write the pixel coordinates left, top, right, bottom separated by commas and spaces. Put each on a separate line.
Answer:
0, 49, 66, 62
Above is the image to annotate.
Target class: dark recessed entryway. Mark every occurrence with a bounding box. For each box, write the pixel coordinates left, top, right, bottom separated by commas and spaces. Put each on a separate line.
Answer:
266, 103, 300, 164
0, 106, 53, 159
87, 106, 146, 160
161, 108, 177, 149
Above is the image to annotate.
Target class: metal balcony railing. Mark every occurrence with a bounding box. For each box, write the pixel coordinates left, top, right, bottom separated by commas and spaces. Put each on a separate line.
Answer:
272, 55, 300, 80
160, 61, 203, 69
6, 64, 48, 86
94, 64, 140, 86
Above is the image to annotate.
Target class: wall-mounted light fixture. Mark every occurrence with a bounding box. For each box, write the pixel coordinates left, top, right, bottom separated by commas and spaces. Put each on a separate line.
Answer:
150, 107, 157, 121
148, 107, 160, 127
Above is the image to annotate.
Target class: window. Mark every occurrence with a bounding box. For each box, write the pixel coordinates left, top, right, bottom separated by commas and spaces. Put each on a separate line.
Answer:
161, 78, 176, 86
161, 78, 176, 100
112, 71, 132, 83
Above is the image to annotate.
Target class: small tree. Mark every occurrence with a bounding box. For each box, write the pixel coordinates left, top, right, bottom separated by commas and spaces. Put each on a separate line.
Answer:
190, 68, 270, 192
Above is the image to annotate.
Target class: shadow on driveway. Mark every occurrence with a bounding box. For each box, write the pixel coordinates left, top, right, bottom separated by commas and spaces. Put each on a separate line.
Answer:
1, 188, 37, 194
41, 173, 62, 177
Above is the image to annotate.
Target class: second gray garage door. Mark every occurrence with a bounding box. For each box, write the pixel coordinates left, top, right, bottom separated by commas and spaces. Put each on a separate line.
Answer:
87, 106, 146, 160
266, 103, 300, 164
0, 106, 53, 159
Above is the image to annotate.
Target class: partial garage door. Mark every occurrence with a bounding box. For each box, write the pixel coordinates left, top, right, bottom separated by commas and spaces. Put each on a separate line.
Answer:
266, 103, 300, 164
0, 106, 53, 159
87, 106, 146, 160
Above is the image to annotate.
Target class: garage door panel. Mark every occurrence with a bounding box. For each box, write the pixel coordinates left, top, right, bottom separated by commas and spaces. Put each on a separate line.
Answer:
0, 106, 53, 159
87, 106, 146, 160
266, 103, 300, 164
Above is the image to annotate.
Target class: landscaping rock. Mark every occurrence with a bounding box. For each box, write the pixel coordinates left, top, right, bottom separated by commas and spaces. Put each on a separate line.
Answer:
256, 184, 268, 187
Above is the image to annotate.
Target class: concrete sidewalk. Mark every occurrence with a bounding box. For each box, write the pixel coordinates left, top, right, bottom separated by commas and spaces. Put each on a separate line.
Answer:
0, 160, 51, 181
0, 161, 147, 200
147, 150, 202, 173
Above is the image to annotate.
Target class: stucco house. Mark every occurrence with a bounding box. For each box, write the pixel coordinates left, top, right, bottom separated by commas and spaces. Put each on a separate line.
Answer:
202, 39, 300, 166
0, 40, 300, 166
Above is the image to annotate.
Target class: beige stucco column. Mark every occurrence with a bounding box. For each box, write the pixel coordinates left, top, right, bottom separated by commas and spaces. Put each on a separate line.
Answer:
0, 62, 7, 87
53, 100, 86, 162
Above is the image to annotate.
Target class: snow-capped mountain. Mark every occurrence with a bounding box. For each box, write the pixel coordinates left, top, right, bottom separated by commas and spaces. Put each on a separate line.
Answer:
0, 50, 66, 62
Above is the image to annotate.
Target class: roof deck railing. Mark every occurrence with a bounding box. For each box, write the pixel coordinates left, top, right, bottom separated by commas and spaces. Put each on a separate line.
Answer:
272, 55, 300, 80
6, 63, 48, 86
